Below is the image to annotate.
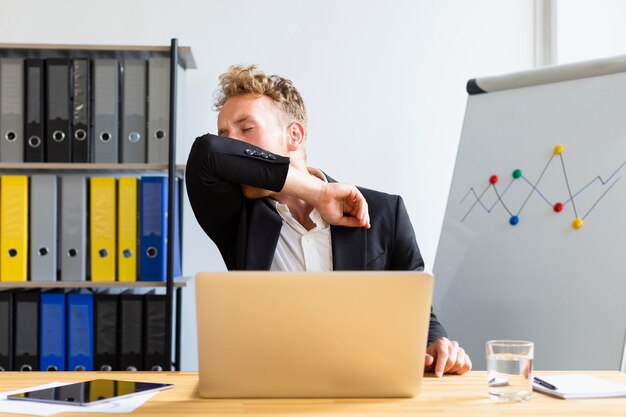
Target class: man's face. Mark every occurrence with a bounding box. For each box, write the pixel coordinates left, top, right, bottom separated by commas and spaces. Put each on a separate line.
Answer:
217, 94, 288, 156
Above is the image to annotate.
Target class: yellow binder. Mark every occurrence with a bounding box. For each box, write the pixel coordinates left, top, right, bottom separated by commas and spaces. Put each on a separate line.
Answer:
118, 177, 137, 282
90, 177, 116, 281
0, 176, 28, 281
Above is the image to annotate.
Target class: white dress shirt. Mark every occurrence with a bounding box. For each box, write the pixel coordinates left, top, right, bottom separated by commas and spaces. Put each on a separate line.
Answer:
268, 168, 333, 272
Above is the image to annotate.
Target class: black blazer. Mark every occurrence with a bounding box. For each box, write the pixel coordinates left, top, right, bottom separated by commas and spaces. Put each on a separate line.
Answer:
185, 133, 447, 344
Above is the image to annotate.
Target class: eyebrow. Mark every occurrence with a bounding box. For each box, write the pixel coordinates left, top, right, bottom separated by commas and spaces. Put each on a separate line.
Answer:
235, 115, 251, 124
218, 115, 253, 137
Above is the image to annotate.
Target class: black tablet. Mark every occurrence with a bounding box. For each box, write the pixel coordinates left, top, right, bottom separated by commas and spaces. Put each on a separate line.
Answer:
7, 379, 173, 406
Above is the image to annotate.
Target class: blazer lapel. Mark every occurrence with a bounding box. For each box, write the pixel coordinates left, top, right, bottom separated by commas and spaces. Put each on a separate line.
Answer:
323, 173, 367, 270
245, 200, 283, 270
331, 225, 367, 270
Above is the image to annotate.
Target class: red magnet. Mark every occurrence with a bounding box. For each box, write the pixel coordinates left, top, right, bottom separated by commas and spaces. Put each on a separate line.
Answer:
489, 175, 498, 185
553, 202, 563, 213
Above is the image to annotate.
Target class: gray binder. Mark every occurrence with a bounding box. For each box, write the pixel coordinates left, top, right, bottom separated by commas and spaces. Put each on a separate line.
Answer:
121, 59, 146, 163
71, 59, 91, 162
0, 58, 24, 162
59, 176, 86, 281
30, 175, 58, 281
147, 58, 170, 164
93, 60, 119, 163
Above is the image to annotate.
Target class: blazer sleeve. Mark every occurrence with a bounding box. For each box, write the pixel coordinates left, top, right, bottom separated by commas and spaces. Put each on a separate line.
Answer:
391, 196, 448, 345
185, 134, 290, 257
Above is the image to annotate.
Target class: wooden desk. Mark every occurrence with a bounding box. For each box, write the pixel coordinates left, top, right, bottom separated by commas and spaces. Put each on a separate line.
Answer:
1, 371, 625, 416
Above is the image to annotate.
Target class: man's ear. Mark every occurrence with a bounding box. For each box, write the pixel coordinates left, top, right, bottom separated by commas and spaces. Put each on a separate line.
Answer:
286, 122, 305, 152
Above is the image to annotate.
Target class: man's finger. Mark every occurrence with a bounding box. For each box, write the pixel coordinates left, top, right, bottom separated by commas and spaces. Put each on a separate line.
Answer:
358, 201, 367, 220
336, 216, 363, 228
424, 354, 434, 369
447, 347, 465, 374
360, 202, 370, 228
457, 354, 472, 375
444, 340, 459, 374
353, 194, 368, 221
434, 342, 449, 377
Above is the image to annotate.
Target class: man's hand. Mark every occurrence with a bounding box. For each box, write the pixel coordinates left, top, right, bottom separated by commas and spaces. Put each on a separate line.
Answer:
425, 337, 472, 377
273, 166, 370, 229
315, 182, 370, 229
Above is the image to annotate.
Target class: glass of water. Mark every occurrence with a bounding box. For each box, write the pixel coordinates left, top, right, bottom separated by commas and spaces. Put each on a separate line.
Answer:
486, 340, 534, 402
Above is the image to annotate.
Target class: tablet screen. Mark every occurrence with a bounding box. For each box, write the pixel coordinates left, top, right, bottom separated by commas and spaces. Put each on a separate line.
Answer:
7, 379, 173, 406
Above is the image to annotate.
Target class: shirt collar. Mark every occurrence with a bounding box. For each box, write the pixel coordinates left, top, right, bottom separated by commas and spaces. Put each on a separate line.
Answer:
268, 166, 329, 231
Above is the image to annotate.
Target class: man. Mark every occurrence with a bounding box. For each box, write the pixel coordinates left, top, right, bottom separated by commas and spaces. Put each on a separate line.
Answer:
186, 65, 471, 377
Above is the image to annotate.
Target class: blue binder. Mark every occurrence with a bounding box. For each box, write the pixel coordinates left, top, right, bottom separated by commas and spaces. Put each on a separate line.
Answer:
67, 293, 94, 371
40, 292, 66, 371
140, 177, 182, 281
140, 177, 167, 281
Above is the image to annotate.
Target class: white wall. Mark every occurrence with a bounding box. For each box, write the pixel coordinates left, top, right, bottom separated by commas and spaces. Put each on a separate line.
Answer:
0, 0, 534, 370
557, 0, 626, 63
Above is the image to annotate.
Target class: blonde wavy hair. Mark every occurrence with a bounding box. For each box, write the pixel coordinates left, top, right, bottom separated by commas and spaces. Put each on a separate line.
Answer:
214, 65, 308, 134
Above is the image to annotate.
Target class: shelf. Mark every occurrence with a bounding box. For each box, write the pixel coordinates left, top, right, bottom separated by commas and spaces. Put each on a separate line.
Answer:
0, 43, 196, 70
0, 277, 190, 289
0, 163, 186, 172
0, 39, 189, 371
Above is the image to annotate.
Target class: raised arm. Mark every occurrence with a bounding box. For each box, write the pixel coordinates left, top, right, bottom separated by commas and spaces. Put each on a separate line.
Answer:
185, 134, 289, 255
185, 134, 370, 253
281, 168, 370, 228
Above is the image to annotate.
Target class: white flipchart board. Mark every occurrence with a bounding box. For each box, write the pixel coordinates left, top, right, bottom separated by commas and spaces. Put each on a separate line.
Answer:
433, 55, 626, 370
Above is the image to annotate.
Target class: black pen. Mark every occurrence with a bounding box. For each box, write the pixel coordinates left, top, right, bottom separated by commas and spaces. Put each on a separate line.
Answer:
533, 376, 558, 390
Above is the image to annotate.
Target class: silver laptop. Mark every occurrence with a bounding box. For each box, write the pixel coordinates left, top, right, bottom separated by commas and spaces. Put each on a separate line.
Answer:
195, 271, 433, 398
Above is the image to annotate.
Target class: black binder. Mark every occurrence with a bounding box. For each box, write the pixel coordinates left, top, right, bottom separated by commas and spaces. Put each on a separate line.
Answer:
13, 291, 39, 371
144, 292, 167, 371
0, 291, 14, 371
118, 291, 144, 371
24, 59, 45, 162
71, 59, 91, 162
93, 293, 118, 371
45, 58, 72, 162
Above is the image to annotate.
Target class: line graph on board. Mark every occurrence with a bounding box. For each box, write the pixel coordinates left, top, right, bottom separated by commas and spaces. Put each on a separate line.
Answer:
460, 145, 622, 230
